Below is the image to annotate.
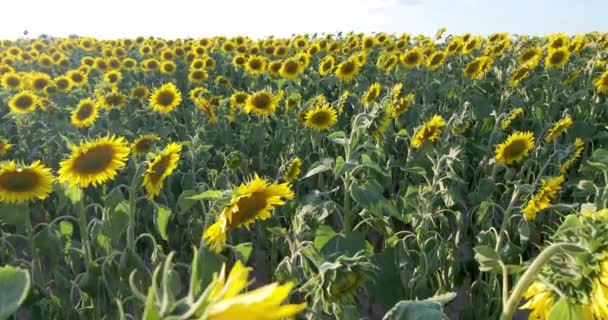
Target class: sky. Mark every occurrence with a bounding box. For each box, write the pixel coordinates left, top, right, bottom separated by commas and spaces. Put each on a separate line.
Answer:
0, 0, 606, 39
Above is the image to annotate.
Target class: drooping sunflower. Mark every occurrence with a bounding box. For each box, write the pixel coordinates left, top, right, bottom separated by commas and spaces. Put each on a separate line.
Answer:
335, 58, 362, 81
131, 134, 160, 156
521, 175, 565, 220
142, 143, 181, 198
376, 53, 399, 72
594, 70, 608, 94
361, 83, 382, 106
0, 161, 54, 203
560, 138, 585, 174
58, 135, 130, 188
283, 157, 301, 182
0, 138, 11, 156
545, 116, 573, 143
411, 115, 446, 149
426, 51, 446, 70
244, 90, 282, 116
71, 98, 99, 128
204, 260, 306, 319
8, 91, 40, 114
149, 82, 182, 113
203, 174, 294, 252
388, 94, 415, 119
495, 131, 535, 165
319, 55, 336, 76
401, 47, 424, 68
304, 104, 338, 131
279, 58, 303, 80
464, 56, 493, 80
519, 281, 555, 319
245, 55, 267, 75
508, 65, 533, 87
545, 48, 570, 68
501, 107, 524, 129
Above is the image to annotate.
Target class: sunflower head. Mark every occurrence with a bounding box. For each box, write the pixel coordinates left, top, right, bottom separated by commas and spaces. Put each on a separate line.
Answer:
411, 115, 446, 149
361, 83, 382, 106
149, 82, 182, 113
0, 161, 54, 203
426, 51, 446, 70
401, 47, 424, 68
495, 131, 535, 165
319, 55, 336, 76
545, 48, 570, 68
594, 71, 608, 94
279, 58, 303, 80
71, 98, 99, 128
130, 86, 149, 101
304, 104, 338, 131
0, 138, 11, 156
1, 72, 23, 91
283, 157, 301, 182
8, 90, 40, 114
143, 143, 182, 198
229, 91, 249, 109
244, 90, 282, 116
335, 58, 362, 81
245, 55, 267, 75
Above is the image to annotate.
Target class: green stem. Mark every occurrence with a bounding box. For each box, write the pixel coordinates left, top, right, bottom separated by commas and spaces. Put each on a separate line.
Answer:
500, 243, 585, 320
77, 200, 92, 269
343, 176, 352, 232
495, 188, 520, 252
25, 208, 43, 286
127, 168, 140, 251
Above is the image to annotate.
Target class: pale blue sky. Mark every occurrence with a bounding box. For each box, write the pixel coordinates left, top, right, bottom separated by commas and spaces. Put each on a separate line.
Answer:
0, 0, 606, 39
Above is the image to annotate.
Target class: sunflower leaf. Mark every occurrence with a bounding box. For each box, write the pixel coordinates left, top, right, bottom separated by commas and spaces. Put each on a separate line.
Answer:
0, 265, 31, 320
156, 204, 172, 241
186, 189, 223, 201
302, 158, 333, 179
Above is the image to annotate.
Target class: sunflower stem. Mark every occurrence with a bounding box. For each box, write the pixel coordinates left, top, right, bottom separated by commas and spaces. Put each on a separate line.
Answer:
25, 206, 43, 286
500, 242, 585, 320
127, 165, 140, 252
77, 199, 92, 270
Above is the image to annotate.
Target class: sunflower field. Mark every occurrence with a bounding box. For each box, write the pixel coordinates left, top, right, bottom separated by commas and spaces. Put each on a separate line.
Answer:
1, 30, 608, 320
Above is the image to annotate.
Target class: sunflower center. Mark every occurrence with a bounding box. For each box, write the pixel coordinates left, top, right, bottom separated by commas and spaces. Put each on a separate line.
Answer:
309, 110, 330, 125
147, 61, 158, 69
135, 140, 153, 154
133, 88, 146, 98
163, 64, 175, 72
157, 91, 175, 106
108, 74, 118, 82
235, 94, 247, 104
252, 94, 271, 109
405, 53, 419, 64
72, 144, 116, 174
229, 192, 269, 227
283, 61, 299, 74
34, 79, 48, 90
149, 155, 171, 184
72, 73, 84, 83
56, 79, 69, 90
15, 95, 34, 109
466, 61, 480, 74
76, 103, 94, 120
249, 60, 262, 70
0, 170, 39, 192
521, 51, 536, 61
6, 77, 20, 87
340, 61, 355, 74
550, 51, 565, 64
192, 71, 205, 80
503, 140, 527, 158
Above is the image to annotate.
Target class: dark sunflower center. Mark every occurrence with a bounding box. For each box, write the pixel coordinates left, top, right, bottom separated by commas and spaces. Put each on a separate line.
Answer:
235, 94, 247, 104
163, 64, 175, 72
235, 57, 245, 64
76, 103, 94, 120
466, 41, 477, 50
108, 74, 118, 82
283, 61, 299, 74
149, 155, 171, 184
192, 71, 205, 80
0, 170, 39, 192
252, 94, 271, 109
550, 51, 565, 64
41, 58, 52, 66
135, 140, 153, 154
521, 51, 536, 61
147, 61, 158, 69
466, 61, 480, 74
72, 145, 115, 174
249, 60, 262, 70
106, 93, 124, 106
340, 61, 355, 74
228, 192, 269, 227
406, 53, 419, 64
56, 79, 69, 90
310, 111, 330, 125
133, 88, 146, 98
503, 140, 527, 158
34, 79, 48, 90
7, 77, 20, 87
15, 95, 34, 109
157, 91, 175, 106
431, 54, 443, 65
72, 73, 83, 82
124, 61, 134, 68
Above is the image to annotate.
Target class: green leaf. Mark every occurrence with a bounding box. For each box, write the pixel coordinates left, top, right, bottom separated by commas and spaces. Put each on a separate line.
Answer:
143, 285, 161, 320
313, 225, 336, 251
156, 204, 172, 241
64, 184, 83, 204
367, 248, 403, 309
321, 231, 367, 259
547, 298, 591, 320
0, 265, 31, 320
302, 158, 333, 179
233, 242, 253, 263
382, 300, 444, 320
186, 189, 223, 201
177, 190, 198, 214
351, 179, 384, 208
0, 203, 28, 233
587, 148, 608, 171
474, 245, 502, 272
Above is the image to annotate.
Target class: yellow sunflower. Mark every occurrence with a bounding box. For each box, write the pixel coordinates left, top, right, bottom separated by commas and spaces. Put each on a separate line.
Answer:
464, 56, 493, 80
141, 58, 160, 72
229, 91, 249, 109
426, 51, 446, 70
130, 85, 149, 101
520, 281, 555, 319
502, 107, 524, 129
97, 90, 127, 110
304, 104, 338, 131
521, 175, 565, 220
149, 82, 182, 113
361, 83, 382, 106
0, 161, 54, 203
244, 90, 282, 116
103, 70, 122, 85
142, 143, 181, 198
518, 47, 541, 65
545, 116, 573, 143
204, 260, 306, 320
560, 138, 585, 174
401, 47, 424, 68
1, 72, 23, 91
160, 61, 177, 75
545, 48, 570, 68
411, 115, 446, 149
131, 134, 160, 156
54, 76, 73, 93
232, 54, 247, 68
28, 72, 52, 92
508, 65, 533, 87
591, 259, 608, 319
495, 131, 534, 165
335, 58, 362, 81
245, 55, 267, 75
67, 70, 88, 87
8, 91, 40, 114
58, 135, 130, 188
319, 55, 335, 76
203, 174, 294, 252
279, 58, 303, 80
0, 138, 11, 156
188, 69, 208, 83
388, 94, 415, 119
283, 157, 301, 182
71, 98, 99, 128
594, 71, 608, 94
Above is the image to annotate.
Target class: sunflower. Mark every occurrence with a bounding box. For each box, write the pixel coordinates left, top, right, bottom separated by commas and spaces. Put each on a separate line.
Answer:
361, 83, 382, 106
131, 134, 160, 156
561, 68, 584, 86
0, 161, 54, 203
130, 85, 149, 101
122, 57, 137, 70
245, 55, 267, 75
446, 37, 464, 55
519, 281, 555, 319
411, 115, 446, 149
103, 70, 122, 85
594, 71, 608, 94
464, 56, 493, 80
518, 47, 541, 65
58, 135, 130, 188
98, 90, 127, 110
545, 48, 570, 68
142, 143, 181, 198
141, 58, 160, 72
545, 116, 573, 143
501, 107, 524, 129
244, 90, 282, 116
232, 54, 247, 68
71, 98, 98, 128
426, 51, 446, 70
203, 174, 294, 252
591, 259, 608, 319
319, 55, 335, 76
521, 175, 565, 220
28, 72, 52, 92
229, 91, 249, 109
388, 94, 415, 119
335, 59, 362, 81
149, 82, 182, 113
560, 138, 585, 173
283, 157, 301, 182
67, 70, 88, 87
401, 47, 424, 68
54, 76, 73, 93
8, 91, 39, 114
279, 58, 303, 80
204, 260, 306, 320
160, 61, 177, 75
188, 69, 208, 83
1, 72, 23, 91
304, 104, 338, 131
376, 53, 399, 72
0, 138, 11, 156
462, 36, 482, 54
495, 131, 534, 165
508, 65, 533, 87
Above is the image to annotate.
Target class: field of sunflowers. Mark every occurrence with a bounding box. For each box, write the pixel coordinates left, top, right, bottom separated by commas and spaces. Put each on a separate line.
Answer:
1, 29, 608, 320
